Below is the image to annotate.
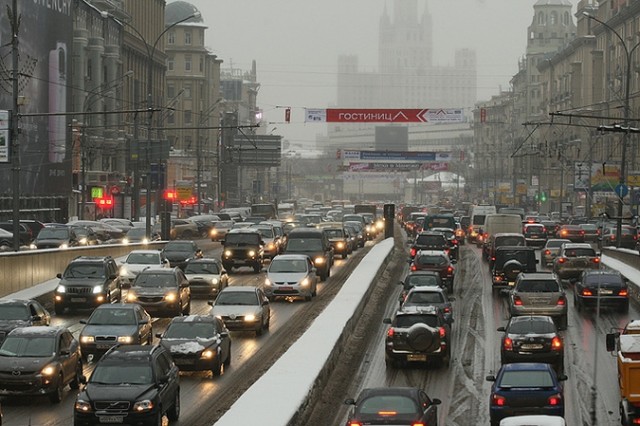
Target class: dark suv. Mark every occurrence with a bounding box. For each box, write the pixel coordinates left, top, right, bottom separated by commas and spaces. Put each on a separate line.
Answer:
126, 268, 191, 317
74, 345, 180, 425
54, 256, 122, 315
383, 305, 451, 369
221, 228, 265, 273
409, 231, 448, 259
283, 228, 334, 281
491, 246, 537, 290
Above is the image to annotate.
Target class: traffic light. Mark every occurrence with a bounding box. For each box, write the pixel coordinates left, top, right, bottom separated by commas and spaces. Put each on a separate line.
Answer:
95, 196, 114, 209
540, 191, 547, 202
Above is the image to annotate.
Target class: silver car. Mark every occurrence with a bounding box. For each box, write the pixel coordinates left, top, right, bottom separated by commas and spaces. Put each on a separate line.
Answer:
209, 286, 271, 336
119, 250, 170, 287
508, 272, 568, 330
400, 286, 455, 325
541, 239, 571, 267
264, 254, 318, 301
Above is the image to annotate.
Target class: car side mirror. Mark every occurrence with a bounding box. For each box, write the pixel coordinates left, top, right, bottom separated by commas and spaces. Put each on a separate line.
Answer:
398, 281, 404, 286
219, 239, 225, 244
499, 289, 510, 297
486, 375, 496, 382
344, 398, 356, 406
449, 296, 456, 301
535, 259, 539, 264
219, 331, 229, 338
606, 332, 619, 352
155, 332, 163, 339
262, 300, 269, 306
431, 398, 442, 405
31, 315, 42, 321
497, 326, 506, 332
451, 259, 457, 264
382, 318, 392, 324
56, 273, 62, 279
557, 374, 568, 381
79, 375, 87, 385
207, 300, 214, 306
79, 319, 87, 325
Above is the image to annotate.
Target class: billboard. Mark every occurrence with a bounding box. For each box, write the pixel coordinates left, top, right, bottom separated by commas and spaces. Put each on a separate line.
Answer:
228, 135, 282, 167
0, 1, 73, 194
342, 150, 452, 162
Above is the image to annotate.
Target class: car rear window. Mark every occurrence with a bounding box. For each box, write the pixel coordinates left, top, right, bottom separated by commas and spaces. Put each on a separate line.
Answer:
359, 395, 418, 415
564, 248, 596, 257
499, 370, 554, 388
584, 274, 624, 286
416, 235, 445, 245
508, 319, 556, 334
517, 279, 559, 292
406, 291, 444, 304
496, 236, 525, 246
394, 314, 439, 328
416, 255, 447, 266
406, 275, 439, 288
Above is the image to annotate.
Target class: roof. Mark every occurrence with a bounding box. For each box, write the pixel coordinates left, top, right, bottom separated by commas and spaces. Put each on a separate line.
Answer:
519, 272, 558, 280
397, 305, 439, 316
534, 0, 572, 6
272, 254, 312, 261
169, 315, 215, 324
165, 1, 205, 25
220, 286, 259, 293
357, 387, 421, 399
500, 362, 554, 372
8, 326, 64, 336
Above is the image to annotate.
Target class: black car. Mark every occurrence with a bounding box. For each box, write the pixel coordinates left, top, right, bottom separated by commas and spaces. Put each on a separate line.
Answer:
383, 305, 451, 368
409, 231, 448, 259
74, 345, 180, 425
157, 315, 231, 376
498, 315, 564, 373
491, 246, 537, 290
0, 222, 31, 245
221, 228, 265, 273
126, 268, 191, 318
0, 299, 50, 343
161, 240, 203, 268
574, 270, 629, 313
54, 256, 123, 315
31, 225, 80, 250
79, 304, 153, 361
344, 387, 441, 426
397, 271, 446, 306
283, 228, 334, 281
0, 326, 82, 403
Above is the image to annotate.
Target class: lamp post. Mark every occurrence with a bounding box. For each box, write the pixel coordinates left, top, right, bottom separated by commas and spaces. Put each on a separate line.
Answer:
196, 99, 222, 215
116, 11, 201, 239
585, 12, 640, 248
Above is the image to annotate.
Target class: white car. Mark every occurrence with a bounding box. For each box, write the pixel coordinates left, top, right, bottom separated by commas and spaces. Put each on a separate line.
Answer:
264, 254, 318, 301
500, 415, 566, 426
183, 258, 229, 298
119, 249, 170, 286
209, 286, 270, 336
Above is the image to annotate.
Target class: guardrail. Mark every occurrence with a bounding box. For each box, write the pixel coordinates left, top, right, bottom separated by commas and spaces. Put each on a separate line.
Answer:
601, 247, 640, 304
0, 242, 166, 297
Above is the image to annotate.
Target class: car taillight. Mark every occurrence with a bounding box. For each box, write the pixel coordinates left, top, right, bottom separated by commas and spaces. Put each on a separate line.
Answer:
580, 230, 585, 235
557, 296, 566, 306
447, 266, 454, 274
514, 296, 523, 306
552, 336, 562, 350
411, 264, 417, 271
387, 328, 394, 338
443, 306, 451, 313
377, 410, 397, 416
503, 337, 513, 351
492, 394, 506, 406
410, 248, 417, 257
593, 257, 600, 264
558, 257, 566, 263
542, 227, 547, 233
610, 235, 616, 240
633, 418, 640, 425
561, 230, 568, 236
348, 422, 362, 426
439, 327, 446, 338
548, 394, 562, 406
544, 250, 551, 255
582, 288, 593, 296
619, 289, 629, 297
411, 423, 425, 426
452, 239, 458, 245
491, 256, 496, 262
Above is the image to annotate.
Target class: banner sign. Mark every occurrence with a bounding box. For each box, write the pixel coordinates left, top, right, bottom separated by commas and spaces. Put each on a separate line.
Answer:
305, 108, 464, 123
0, 110, 9, 163
346, 162, 450, 172
342, 150, 451, 162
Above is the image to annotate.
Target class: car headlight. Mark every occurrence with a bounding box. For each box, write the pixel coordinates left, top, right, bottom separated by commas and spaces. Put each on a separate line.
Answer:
133, 400, 154, 412
300, 277, 310, 287
224, 250, 232, 257
244, 314, 256, 322
210, 229, 218, 236
267, 243, 275, 250
164, 292, 177, 302
118, 336, 133, 344
337, 242, 345, 249
29, 243, 37, 250
122, 238, 129, 245
142, 238, 149, 245
79, 237, 88, 245
60, 243, 69, 249
201, 349, 215, 359
366, 225, 372, 232
41, 365, 56, 376
126, 292, 137, 302
80, 335, 95, 343
264, 278, 272, 286
248, 250, 256, 257
75, 399, 93, 412
56, 285, 66, 293
211, 277, 219, 285
92, 285, 104, 294
120, 266, 129, 276
314, 257, 325, 265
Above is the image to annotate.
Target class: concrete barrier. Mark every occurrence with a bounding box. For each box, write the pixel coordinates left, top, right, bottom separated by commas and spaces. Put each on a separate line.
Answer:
0, 242, 165, 298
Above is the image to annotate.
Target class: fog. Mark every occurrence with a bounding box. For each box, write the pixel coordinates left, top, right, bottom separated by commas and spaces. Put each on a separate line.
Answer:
184, 0, 577, 149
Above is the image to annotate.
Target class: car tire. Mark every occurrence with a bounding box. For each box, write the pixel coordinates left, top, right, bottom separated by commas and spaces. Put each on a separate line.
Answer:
384, 356, 399, 369
440, 351, 451, 369
304, 295, 312, 302
320, 270, 328, 281
49, 374, 64, 403
212, 355, 223, 377
342, 252, 348, 259
253, 264, 261, 274
621, 301, 630, 314
183, 298, 191, 315
69, 360, 83, 390
224, 344, 231, 367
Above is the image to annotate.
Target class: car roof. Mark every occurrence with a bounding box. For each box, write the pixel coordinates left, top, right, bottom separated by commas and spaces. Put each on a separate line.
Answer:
272, 254, 311, 261
415, 250, 449, 256
187, 258, 221, 264
499, 416, 566, 426
168, 315, 215, 324
561, 243, 592, 249
8, 326, 65, 336
495, 246, 536, 252
518, 272, 558, 280
500, 362, 554, 372
127, 250, 161, 255
357, 387, 421, 399
219, 286, 259, 293
0, 298, 35, 306
397, 305, 440, 316
494, 233, 526, 237
406, 286, 445, 294
91, 303, 139, 311
102, 345, 155, 362
226, 228, 262, 235
509, 315, 555, 325
138, 268, 177, 275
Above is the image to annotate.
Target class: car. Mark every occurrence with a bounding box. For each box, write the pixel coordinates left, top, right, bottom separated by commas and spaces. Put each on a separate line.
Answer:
344, 387, 441, 426
498, 315, 564, 373
522, 223, 547, 247
322, 226, 351, 258
250, 224, 281, 259
183, 258, 229, 298
541, 220, 560, 238
30, 225, 80, 249
579, 223, 599, 242
541, 239, 571, 267
487, 233, 527, 268
221, 228, 265, 273
118, 249, 170, 287
574, 269, 629, 313
383, 305, 451, 368
555, 224, 585, 242
0, 228, 12, 249
409, 231, 448, 259
264, 254, 318, 301
0, 222, 31, 245
209, 286, 271, 336
73, 345, 180, 425
68, 220, 125, 242
123, 226, 160, 244
431, 227, 459, 261
209, 220, 234, 241
400, 286, 455, 325
507, 272, 568, 330
99, 218, 134, 233
409, 250, 455, 292
283, 228, 334, 281
79, 304, 153, 361
53, 256, 123, 315
344, 221, 366, 248
552, 242, 600, 280
157, 315, 231, 376
397, 271, 446, 306
499, 415, 566, 426
71, 225, 101, 246
0, 326, 82, 403
491, 246, 538, 290
126, 268, 191, 317
487, 362, 567, 426
161, 240, 203, 268
169, 219, 200, 240
599, 225, 637, 249
0, 299, 51, 343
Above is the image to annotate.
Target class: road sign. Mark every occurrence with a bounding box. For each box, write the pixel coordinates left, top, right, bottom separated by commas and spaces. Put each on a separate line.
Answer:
304, 108, 464, 123
615, 183, 629, 198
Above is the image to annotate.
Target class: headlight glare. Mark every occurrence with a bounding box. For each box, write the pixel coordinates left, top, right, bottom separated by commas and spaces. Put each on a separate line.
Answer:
133, 400, 154, 412
244, 314, 256, 322
41, 365, 56, 376
75, 399, 92, 412
164, 292, 177, 302
300, 277, 310, 287
80, 335, 95, 343
56, 285, 66, 293
314, 257, 325, 265
201, 349, 215, 359
118, 336, 134, 344
126, 292, 137, 302
92, 285, 103, 294
224, 250, 232, 257
248, 250, 256, 257
60, 243, 69, 249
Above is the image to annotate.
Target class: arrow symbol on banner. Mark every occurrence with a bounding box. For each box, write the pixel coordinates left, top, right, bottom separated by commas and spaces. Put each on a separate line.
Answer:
417, 109, 429, 122
393, 111, 409, 122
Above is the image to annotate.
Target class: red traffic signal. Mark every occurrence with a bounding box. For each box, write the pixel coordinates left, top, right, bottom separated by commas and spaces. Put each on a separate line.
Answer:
95, 196, 114, 209
164, 190, 177, 200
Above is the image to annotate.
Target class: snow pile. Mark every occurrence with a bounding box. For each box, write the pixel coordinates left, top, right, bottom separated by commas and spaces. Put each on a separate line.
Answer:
168, 341, 205, 354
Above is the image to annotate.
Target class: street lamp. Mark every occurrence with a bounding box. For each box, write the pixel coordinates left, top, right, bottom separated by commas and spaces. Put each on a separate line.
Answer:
584, 12, 640, 248
116, 10, 201, 239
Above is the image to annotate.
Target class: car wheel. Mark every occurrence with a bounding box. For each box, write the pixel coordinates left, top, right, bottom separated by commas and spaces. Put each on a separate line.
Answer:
622, 301, 630, 314
166, 389, 180, 420
255, 323, 264, 336
304, 295, 312, 302
183, 298, 191, 315
49, 374, 64, 403
342, 252, 348, 259
54, 304, 64, 316
575, 295, 582, 312
69, 360, 83, 390
385, 356, 399, 369
224, 344, 231, 367
211, 355, 223, 377
440, 351, 451, 369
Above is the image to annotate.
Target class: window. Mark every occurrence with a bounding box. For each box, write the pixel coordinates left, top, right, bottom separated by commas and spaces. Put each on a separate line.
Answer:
183, 84, 191, 99
167, 31, 175, 45
167, 56, 174, 72
185, 55, 192, 72
184, 110, 192, 124
199, 56, 204, 73
167, 85, 175, 99
185, 31, 192, 45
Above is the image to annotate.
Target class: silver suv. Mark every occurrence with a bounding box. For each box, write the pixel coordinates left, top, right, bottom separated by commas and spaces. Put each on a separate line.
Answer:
552, 242, 600, 280
508, 272, 568, 330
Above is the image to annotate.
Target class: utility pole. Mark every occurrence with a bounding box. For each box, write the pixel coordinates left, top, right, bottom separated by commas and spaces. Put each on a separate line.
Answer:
10, 0, 21, 251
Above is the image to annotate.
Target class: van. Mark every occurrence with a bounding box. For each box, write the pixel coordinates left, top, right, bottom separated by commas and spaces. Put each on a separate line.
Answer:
470, 205, 497, 242
498, 207, 525, 219
479, 213, 523, 254
422, 214, 456, 232
284, 228, 334, 281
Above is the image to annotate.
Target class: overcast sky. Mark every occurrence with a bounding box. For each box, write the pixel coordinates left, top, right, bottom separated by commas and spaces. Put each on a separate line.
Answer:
183, 0, 577, 149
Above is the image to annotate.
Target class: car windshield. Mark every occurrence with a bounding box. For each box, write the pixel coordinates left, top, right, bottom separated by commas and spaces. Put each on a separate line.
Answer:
0, 336, 55, 357
91, 364, 153, 385
269, 259, 308, 273
564, 248, 596, 257
585, 274, 623, 286
134, 273, 176, 287
358, 395, 418, 415
499, 370, 555, 388
184, 262, 220, 275
252, 227, 274, 239
126, 253, 160, 265
416, 235, 444, 245
214, 221, 233, 229
580, 224, 597, 231
508, 319, 556, 334
225, 234, 260, 245
165, 242, 193, 251
0, 305, 30, 321
417, 255, 446, 266
215, 291, 258, 306
64, 264, 105, 279
517, 280, 559, 292
126, 228, 146, 237
405, 275, 439, 288
496, 236, 525, 246
37, 228, 68, 240
525, 226, 545, 234
405, 291, 444, 304
394, 314, 439, 328
286, 238, 323, 251
324, 229, 344, 238
163, 322, 217, 339
88, 309, 136, 325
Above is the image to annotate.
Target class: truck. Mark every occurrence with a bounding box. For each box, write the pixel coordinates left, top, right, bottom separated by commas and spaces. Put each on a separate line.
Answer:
606, 320, 640, 425
479, 213, 523, 257
469, 204, 497, 243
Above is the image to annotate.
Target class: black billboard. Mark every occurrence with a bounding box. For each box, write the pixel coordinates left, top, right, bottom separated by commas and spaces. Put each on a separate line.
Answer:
0, 0, 73, 195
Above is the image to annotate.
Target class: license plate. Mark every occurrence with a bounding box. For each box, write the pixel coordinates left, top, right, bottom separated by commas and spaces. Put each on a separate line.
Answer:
174, 358, 195, 365
599, 289, 613, 295
280, 286, 293, 291
521, 344, 543, 350
71, 298, 86, 303
407, 354, 427, 362
99, 416, 124, 424
96, 344, 114, 349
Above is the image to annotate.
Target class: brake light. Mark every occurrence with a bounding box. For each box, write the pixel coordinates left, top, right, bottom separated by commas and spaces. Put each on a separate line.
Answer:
387, 328, 394, 338
582, 289, 593, 297
439, 327, 446, 338
551, 336, 563, 350
377, 411, 397, 416
544, 250, 551, 255
452, 239, 458, 245
542, 227, 547, 233
503, 337, 513, 351
447, 266, 454, 274
410, 248, 417, 257
348, 422, 362, 426
412, 423, 425, 426
619, 289, 629, 297
491, 256, 496, 262
610, 235, 616, 240
633, 418, 640, 425
548, 394, 562, 406
561, 230, 568, 236
443, 306, 451, 313
411, 264, 417, 271
492, 394, 506, 406
580, 230, 585, 235
557, 296, 566, 306
514, 296, 523, 306
558, 257, 566, 263
593, 257, 600, 264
